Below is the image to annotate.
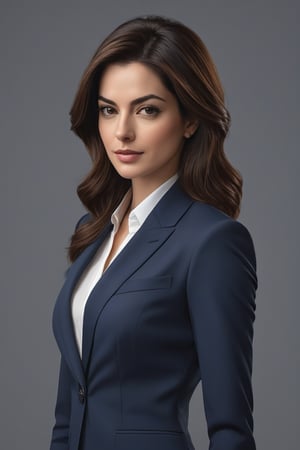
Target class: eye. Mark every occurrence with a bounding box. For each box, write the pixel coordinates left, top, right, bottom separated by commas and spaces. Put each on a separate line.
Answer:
98, 105, 116, 116
138, 105, 160, 116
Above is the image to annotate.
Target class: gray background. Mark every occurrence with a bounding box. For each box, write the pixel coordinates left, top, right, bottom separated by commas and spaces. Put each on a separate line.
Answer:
1, 1, 298, 449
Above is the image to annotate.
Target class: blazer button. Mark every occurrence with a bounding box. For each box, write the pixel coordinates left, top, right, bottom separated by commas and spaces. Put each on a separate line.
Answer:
78, 386, 85, 404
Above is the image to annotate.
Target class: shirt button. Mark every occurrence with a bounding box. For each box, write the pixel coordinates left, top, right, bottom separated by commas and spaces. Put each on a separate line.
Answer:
78, 386, 85, 404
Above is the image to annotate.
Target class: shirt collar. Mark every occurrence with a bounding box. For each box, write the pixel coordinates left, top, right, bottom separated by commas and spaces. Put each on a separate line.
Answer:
111, 190, 132, 232
111, 174, 178, 234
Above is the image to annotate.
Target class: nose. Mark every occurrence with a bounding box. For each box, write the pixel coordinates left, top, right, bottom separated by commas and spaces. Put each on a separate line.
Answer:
115, 114, 135, 142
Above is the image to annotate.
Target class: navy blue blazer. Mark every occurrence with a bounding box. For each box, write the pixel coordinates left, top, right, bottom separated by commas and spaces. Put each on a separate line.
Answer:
50, 181, 258, 450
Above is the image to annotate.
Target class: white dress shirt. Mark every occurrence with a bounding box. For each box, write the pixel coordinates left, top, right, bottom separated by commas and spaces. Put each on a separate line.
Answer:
71, 174, 178, 357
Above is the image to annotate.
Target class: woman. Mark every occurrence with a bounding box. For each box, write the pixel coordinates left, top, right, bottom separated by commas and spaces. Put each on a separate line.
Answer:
50, 15, 258, 450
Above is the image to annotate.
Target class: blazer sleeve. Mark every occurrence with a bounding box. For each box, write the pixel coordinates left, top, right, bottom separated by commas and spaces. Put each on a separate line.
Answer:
50, 213, 90, 449
186, 219, 258, 450
50, 357, 72, 450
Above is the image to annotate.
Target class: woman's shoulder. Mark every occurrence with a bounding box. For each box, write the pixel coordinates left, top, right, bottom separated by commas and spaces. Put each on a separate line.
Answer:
185, 200, 258, 289
74, 212, 92, 231
184, 200, 256, 259
187, 199, 239, 232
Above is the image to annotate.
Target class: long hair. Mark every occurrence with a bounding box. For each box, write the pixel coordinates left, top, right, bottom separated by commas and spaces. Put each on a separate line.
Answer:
67, 15, 242, 263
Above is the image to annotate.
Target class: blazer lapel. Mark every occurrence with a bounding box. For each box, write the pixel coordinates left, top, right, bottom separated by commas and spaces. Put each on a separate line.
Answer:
52, 222, 113, 385
81, 181, 194, 372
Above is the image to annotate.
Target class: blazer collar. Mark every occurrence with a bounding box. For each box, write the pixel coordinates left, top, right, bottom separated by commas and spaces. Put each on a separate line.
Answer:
149, 179, 194, 227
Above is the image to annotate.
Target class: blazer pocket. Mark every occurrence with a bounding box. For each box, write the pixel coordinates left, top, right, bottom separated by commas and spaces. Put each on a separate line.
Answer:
116, 276, 172, 294
114, 429, 188, 450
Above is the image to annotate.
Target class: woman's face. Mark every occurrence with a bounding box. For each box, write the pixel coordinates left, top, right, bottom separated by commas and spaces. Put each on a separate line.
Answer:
98, 62, 192, 188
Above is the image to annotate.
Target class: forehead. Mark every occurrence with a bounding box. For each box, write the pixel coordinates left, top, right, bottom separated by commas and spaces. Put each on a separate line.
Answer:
98, 62, 168, 97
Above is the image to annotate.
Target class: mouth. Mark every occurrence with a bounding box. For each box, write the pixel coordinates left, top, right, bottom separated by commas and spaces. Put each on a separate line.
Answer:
113, 149, 144, 163
114, 149, 144, 155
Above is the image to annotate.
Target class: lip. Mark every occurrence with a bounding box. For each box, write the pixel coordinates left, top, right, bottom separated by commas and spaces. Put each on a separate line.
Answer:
114, 149, 144, 163
114, 149, 143, 155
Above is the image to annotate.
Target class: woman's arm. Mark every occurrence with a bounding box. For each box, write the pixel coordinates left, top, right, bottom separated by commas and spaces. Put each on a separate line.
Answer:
50, 357, 72, 450
50, 214, 89, 449
187, 219, 258, 450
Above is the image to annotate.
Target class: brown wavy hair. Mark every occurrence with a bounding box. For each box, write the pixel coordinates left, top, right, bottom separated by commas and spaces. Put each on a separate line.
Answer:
67, 15, 243, 263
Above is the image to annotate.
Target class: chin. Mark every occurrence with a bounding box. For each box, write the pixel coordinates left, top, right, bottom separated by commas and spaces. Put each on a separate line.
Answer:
113, 165, 143, 180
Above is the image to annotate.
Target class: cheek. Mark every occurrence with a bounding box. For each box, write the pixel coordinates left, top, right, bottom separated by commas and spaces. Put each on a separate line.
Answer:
99, 122, 116, 155
98, 122, 114, 163
148, 118, 184, 149
98, 120, 108, 143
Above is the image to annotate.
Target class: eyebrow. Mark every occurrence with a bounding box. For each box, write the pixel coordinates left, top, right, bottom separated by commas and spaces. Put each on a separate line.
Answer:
97, 94, 166, 106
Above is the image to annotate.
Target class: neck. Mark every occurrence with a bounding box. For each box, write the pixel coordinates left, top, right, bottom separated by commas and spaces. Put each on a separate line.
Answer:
130, 173, 177, 210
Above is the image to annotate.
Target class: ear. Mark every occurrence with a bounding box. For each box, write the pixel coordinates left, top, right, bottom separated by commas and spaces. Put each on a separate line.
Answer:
183, 119, 199, 139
